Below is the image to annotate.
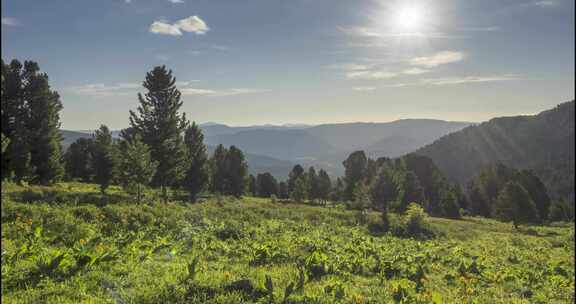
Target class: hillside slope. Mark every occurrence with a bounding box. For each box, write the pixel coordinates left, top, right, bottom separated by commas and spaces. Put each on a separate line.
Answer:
415, 101, 575, 202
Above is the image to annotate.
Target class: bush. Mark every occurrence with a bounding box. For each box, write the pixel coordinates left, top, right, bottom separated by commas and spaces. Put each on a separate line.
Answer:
391, 203, 434, 239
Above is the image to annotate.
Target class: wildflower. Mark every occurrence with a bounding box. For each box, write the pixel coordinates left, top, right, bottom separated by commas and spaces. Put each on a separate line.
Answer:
223, 271, 232, 281
26, 219, 33, 226
79, 239, 87, 245
354, 294, 364, 304
466, 287, 475, 295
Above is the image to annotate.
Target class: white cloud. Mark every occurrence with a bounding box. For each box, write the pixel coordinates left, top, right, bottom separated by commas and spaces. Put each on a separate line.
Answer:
346, 70, 398, 80
409, 51, 466, 68
181, 88, 269, 97
1, 17, 18, 27
402, 68, 430, 75
168, 0, 184, 3
352, 87, 377, 92
67, 83, 140, 97
533, 1, 557, 8
384, 74, 521, 87
149, 21, 182, 36
149, 15, 209, 36
69, 81, 268, 98
421, 75, 521, 85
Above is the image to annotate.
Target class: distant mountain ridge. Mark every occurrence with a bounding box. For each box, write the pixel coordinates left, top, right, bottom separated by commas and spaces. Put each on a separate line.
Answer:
61, 119, 473, 179
415, 101, 575, 203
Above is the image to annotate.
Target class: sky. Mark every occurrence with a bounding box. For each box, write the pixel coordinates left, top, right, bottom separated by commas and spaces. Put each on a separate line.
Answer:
2, 0, 574, 130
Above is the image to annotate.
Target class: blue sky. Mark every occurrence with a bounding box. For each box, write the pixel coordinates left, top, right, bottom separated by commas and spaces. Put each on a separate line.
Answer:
2, 0, 574, 130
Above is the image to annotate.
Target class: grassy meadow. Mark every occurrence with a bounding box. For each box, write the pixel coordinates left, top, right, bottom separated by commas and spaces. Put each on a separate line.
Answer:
1, 182, 574, 303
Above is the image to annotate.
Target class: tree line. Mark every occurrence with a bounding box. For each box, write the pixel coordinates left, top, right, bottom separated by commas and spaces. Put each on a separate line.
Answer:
2, 58, 572, 226
1, 60, 248, 203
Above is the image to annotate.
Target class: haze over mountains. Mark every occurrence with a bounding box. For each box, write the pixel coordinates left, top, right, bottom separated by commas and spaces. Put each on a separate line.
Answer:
415, 100, 575, 203
62, 119, 473, 178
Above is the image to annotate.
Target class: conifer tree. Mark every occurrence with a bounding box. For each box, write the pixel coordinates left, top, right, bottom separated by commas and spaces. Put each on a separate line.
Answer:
24, 61, 64, 184
317, 169, 332, 202
1, 60, 32, 182
287, 164, 305, 194
307, 167, 319, 201
291, 177, 308, 203
225, 145, 248, 197
492, 181, 540, 229
343, 151, 368, 201
129, 65, 188, 202
64, 138, 94, 182
248, 174, 257, 196
278, 181, 289, 199
210, 144, 229, 194
398, 171, 425, 212
92, 125, 119, 194
119, 134, 157, 203
183, 122, 210, 202
256, 172, 278, 198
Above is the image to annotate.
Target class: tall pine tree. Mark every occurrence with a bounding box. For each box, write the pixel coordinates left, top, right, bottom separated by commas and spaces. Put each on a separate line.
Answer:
183, 122, 210, 202
92, 125, 118, 194
129, 66, 188, 202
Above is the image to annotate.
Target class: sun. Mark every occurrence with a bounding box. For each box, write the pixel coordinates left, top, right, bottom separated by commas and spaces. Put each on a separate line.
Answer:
393, 5, 426, 33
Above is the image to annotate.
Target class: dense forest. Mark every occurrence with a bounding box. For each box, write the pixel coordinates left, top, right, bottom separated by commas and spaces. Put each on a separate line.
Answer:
416, 101, 575, 205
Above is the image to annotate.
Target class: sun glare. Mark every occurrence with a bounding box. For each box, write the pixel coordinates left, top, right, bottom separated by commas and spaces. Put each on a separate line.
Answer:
393, 5, 425, 33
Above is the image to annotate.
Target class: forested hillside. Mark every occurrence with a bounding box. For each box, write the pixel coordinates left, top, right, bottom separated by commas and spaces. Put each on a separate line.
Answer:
415, 101, 575, 203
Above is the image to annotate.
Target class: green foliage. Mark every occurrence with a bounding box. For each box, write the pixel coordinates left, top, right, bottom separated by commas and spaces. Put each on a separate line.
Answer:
1, 182, 574, 303
416, 101, 575, 205
91, 125, 119, 194
64, 138, 94, 182
129, 65, 188, 200
492, 181, 540, 229
182, 123, 209, 202
256, 172, 278, 198
1, 59, 64, 184
290, 177, 308, 203
343, 151, 368, 201
118, 134, 157, 203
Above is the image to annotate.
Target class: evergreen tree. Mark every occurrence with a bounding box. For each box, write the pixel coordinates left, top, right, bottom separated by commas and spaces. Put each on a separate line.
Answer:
248, 174, 257, 196
92, 125, 119, 194
352, 182, 371, 211
119, 134, 157, 203
256, 172, 278, 197
515, 169, 551, 220
278, 181, 289, 199
1, 60, 33, 182
331, 178, 345, 202
210, 144, 229, 194
468, 181, 492, 217
398, 171, 425, 212
492, 181, 540, 229
64, 138, 94, 182
343, 150, 368, 201
370, 168, 398, 211
317, 169, 332, 202
307, 167, 319, 201
183, 122, 210, 202
24, 61, 64, 185
440, 190, 461, 219
291, 177, 308, 203
287, 164, 305, 194
225, 146, 248, 197
129, 65, 188, 202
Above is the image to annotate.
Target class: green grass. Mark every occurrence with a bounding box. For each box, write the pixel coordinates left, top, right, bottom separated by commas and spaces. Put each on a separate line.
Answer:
1, 182, 574, 303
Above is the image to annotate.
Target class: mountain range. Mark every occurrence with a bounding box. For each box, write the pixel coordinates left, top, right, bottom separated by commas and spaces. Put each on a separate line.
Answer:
61, 119, 472, 178
60, 101, 574, 202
